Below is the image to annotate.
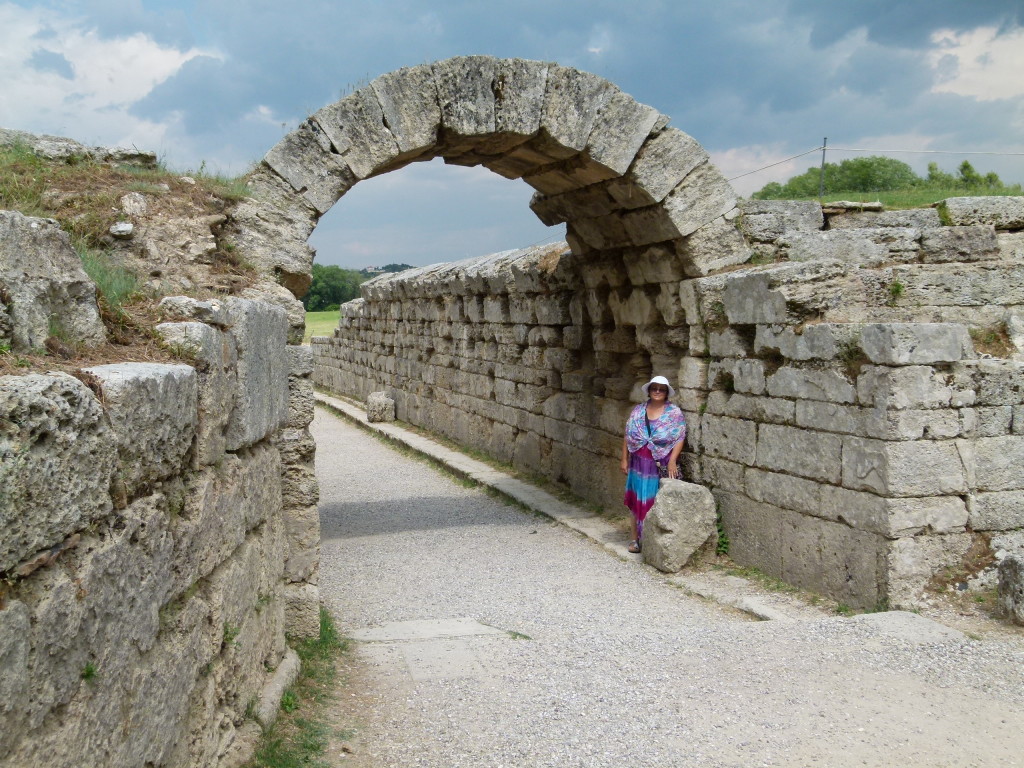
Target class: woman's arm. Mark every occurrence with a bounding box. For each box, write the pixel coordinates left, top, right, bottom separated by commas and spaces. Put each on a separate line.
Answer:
666, 438, 684, 479
620, 435, 630, 475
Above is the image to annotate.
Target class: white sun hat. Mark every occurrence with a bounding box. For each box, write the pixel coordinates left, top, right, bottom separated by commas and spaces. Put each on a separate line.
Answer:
640, 375, 676, 399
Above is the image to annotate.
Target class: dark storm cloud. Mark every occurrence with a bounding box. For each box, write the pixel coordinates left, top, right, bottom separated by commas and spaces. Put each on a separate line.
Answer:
786, 0, 1022, 48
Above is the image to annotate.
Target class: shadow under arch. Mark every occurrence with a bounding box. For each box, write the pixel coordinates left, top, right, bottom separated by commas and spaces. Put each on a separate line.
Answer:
229, 55, 750, 298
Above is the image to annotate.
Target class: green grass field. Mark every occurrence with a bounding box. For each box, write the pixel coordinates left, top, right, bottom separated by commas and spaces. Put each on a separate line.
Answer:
303, 310, 340, 343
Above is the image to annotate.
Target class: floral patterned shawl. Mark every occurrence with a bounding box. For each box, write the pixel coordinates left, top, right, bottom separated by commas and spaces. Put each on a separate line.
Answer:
625, 402, 687, 462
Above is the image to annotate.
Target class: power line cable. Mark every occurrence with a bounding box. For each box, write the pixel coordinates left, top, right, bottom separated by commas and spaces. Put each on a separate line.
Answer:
726, 146, 823, 181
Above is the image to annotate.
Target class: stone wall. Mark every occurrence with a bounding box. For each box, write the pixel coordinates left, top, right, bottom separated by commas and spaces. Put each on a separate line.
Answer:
313, 196, 1024, 609
1, 289, 320, 765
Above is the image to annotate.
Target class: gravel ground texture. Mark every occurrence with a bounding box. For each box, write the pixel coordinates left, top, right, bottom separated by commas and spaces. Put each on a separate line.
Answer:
312, 406, 1024, 768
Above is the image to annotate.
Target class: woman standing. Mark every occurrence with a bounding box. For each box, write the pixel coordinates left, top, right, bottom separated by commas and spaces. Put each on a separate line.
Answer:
620, 375, 687, 553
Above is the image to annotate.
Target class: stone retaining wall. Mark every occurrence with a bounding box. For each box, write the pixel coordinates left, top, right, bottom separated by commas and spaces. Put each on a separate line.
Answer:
313, 197, 1024, 608
1, 295, 319, 768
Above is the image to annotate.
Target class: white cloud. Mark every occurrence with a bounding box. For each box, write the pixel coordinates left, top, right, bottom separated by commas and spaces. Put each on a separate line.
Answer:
0, 2, 217, 149
586, 24, 612, 56
928, 25, 1024, 101
710, 143, 818, 196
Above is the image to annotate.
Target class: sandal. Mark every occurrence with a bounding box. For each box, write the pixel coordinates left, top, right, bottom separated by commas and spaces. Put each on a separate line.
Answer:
627, 540, 642, 554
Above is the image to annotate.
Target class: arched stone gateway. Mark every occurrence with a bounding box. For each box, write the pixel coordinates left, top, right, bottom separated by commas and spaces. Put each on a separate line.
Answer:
249, 55, 1024, 611
230, 55, 750, 296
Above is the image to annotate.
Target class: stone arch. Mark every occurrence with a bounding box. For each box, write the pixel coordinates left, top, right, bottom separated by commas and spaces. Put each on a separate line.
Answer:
229, 55, 751, 298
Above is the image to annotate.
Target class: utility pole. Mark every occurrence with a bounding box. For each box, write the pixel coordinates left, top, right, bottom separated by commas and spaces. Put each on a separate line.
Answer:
818, 137, 827, 198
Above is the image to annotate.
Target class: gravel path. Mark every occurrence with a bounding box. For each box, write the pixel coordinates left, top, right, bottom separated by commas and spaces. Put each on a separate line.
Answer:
313, 407, 1024, 768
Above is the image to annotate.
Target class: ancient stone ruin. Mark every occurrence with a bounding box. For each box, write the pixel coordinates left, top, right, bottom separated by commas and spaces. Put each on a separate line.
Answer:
2, 54, 1024, 767
299, 57, 1024, 611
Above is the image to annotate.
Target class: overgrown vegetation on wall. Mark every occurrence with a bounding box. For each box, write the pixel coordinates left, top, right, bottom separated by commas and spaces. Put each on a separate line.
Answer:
754, 155, 1022, 205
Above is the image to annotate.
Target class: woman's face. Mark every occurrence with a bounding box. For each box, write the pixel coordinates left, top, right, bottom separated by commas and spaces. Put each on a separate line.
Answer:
648, 384, 669, 401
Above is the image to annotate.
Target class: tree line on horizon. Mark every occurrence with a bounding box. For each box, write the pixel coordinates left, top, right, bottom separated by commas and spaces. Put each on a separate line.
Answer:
303, 262, 413, 311
752, 156, 1022, 199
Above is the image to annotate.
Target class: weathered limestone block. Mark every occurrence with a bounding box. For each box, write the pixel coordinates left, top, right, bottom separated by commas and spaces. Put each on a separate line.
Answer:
0, 600, 30, 755
85, 363, 197, 497
539, 64, 616, 158
0, 210, 106, 350
154, 320, 237, 463
738, 199, 823, 242
226, 167, 317, 297
284, 582, 322, 639
859, 323, 971, 365
745, 467, 822, 516
641, 480, 716, 572
705, 391, 794, 424
951, 360, 1024, 406
367, 391, 396, 422
718, 490, 885, 607
680, 215, 752, 277
0, 374, 116, 572
158, 295, 230, 327
919, 225, 1000, 263
998, 555, 1024, 626
960, 435, 1024, 492
433, 55, 499, 142
819, 485, 967, 537
610, 127, 707, 207
885, 262, 1024, 308
756, 423, 842, 483
841, 437, 967, 496
754, 323, 863, 361
622, 162, 736, 244
940, 196, 1024, 229
174, 444, 282, 596
766, 366, 856, 403
721, 272, 788, 325
700, 414, 756, 465
796, 400, 959, 441
857, 365, 953, 409
828, 208, 940, 229
261, 120, 355, 214
968, 490, 1024, 530
886, 533, 973, 608
779, 228, 917, 265
370, 63, 440, 156
312, 87, 400, 179
586, 89, 663, 176
223, 297, 290, 451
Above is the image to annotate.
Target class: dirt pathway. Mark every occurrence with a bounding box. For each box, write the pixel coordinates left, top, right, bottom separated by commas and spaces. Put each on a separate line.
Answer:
312, 406, 1024, 768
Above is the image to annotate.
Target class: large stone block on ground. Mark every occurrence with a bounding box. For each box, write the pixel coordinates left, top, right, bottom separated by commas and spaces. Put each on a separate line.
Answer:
998, 555, 1024, 626
0, 374, 116, 572
642, 480, 716, 572
940, 196, 1024, 229
0, 210, 106, 351
367, 391, 396, 422
223, 297, 290, 451
84, 363, 197, 497
284, 583, 322, 639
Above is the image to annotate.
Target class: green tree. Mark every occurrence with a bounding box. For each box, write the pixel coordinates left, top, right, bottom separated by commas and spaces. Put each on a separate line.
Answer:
753, 156, 920, 199
303, 264, 365, 311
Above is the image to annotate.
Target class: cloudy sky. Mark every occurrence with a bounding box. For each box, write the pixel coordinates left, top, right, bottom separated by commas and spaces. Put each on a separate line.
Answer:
3, 1, 1022, 270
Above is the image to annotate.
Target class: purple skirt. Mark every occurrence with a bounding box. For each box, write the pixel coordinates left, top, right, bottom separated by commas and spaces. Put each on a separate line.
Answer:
623, 445, 660, 537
